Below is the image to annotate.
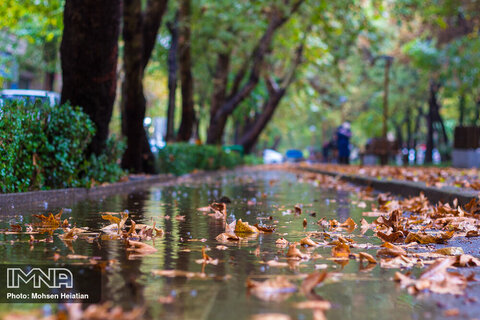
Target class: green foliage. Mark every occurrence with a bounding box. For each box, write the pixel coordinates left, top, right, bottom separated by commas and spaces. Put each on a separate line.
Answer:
0, 100, 124, 193
156, 143, 243, 175
80, 136, 126, 187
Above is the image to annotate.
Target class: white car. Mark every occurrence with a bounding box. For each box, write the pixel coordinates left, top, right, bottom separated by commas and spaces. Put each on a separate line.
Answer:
0, 89, 60, 107
263, 149, 283, 164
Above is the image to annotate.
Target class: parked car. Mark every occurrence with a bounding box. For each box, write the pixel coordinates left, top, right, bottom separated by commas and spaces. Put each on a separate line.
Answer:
263, 149, 283, 164
0, 89, 60, 107
285, 149, 304, 163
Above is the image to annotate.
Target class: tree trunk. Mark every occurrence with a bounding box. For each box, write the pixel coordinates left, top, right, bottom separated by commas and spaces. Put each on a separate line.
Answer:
239, 44, 303, 153
405, 106, 412, 149
475, 95, 480, 126
60, 0, 121, 155
426, 81, 440, 164
121, 0, 150, 172
166, 14, 179, 142
176, 0, 195, 142
459, 93, 465, 126
239, 88, 286, 153
121, 0, 168, 173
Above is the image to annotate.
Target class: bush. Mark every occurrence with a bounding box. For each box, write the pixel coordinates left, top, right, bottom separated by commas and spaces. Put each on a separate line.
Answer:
156, 143, 243, 175
0, 100, 124, 193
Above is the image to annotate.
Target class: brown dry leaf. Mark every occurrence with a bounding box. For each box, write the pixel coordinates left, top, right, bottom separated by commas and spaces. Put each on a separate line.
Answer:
360, 218, 371, 234
210, 202, 227, 219
376, 231, 404, 243
303, 218, 308, 228
395, 257, 467, 295
339, 217, 357, 232
358, 252, 377, 264
454, 254, 480, 267
216, 232, 239, 242
300, 237, 319, 247
331, 242, 350, 258
58, 227, 86, 240
466, 230, 479, 237
254, 223, 275, 232
434, 247, 464, 256
405, 231, 454, 244
247, 276, 297, 302
32, 212, 61, 228
286, 244, 309, 260
294, 205, 302, 215
376, 242, 406, 257
300, 271, 328, 296
235, 219, 259, 234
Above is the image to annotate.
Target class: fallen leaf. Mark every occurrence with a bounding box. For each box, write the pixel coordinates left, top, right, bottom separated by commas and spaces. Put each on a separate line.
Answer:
235, 219, 259, 234
287, 244, 309, 260
331, 242, 350, 258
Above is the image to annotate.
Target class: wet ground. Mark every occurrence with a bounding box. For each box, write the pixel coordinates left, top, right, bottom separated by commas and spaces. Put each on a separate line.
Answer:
0, 169, 479, 319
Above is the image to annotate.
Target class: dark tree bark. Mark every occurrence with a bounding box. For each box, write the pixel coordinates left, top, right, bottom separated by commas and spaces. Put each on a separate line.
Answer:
405, 106, 412, 149
121, 0, 168, 173
426, 81, 442, 164
176, 0, 195, 142
166, 14, 179, 142
459, 93, 466, 126
60, 0, 121, 155
238, 45, 303, 153
206, 0, 304, 145
475, 94, 480, 126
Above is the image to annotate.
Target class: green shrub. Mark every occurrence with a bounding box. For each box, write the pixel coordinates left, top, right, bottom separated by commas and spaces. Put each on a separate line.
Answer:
156, 143, 243, 175
80, 135, 126, 187
0, 100, 124, 193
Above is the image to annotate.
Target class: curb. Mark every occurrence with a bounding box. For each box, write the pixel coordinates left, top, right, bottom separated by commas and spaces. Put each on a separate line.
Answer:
0, 174, 176, 213
297, 166, 479, 206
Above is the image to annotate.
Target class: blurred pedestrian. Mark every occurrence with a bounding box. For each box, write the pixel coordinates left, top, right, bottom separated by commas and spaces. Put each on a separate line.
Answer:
336, 122, 351, 164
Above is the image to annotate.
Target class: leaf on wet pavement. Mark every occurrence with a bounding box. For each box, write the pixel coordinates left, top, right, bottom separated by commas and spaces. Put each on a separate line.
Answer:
376, 242, 406, 257
216, 232, 239, 242
331, 242, 350, 258
434, 247, 464, 256
405, 231, 454, 244
254, 223, 275, 232
358, 252, 377, 264
394, 257, 468, 295
287, 244, 309, 260
300, 236, 319, 247
235, 219, 259, 233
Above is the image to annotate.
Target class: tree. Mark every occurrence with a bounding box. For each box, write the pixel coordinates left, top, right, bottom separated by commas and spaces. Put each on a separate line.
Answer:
165, 13, 179, 142
206, 0, 304, 145
60, 0, 121, 155
121, 0, 168, 173
176, 0, 195, 141
238, 44, 303, 153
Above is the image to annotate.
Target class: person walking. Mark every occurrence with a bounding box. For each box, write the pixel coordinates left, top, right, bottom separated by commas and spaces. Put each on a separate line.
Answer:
336, 122, 351, 164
